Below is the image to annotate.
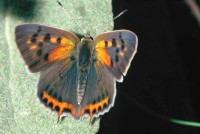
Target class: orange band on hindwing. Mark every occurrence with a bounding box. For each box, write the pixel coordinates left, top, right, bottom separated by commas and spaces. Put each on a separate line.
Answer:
80, 96, 109, 120
42, 91, 76, 118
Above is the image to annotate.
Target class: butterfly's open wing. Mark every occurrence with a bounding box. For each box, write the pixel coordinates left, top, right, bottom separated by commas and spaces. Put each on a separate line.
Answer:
37, 60, 79, 119
15, 24, 80, 120
94, 30, 138, 82
79, 30, 138, 120
15, 24, 80, 72
79, 61, 115, 120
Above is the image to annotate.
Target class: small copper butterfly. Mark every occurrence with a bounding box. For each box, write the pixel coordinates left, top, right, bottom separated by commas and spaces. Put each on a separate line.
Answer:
14, 23, 138, 122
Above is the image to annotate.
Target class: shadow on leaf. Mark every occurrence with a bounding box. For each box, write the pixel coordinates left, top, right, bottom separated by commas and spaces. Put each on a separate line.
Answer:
0, 0, 37, 20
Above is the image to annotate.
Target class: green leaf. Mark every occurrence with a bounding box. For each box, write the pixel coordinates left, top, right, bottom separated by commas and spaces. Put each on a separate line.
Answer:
0, 0, 113, 133
170, 119, 200, 127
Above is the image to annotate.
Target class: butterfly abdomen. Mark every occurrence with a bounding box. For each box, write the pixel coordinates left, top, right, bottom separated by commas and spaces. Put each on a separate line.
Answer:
76, 37, 94, 105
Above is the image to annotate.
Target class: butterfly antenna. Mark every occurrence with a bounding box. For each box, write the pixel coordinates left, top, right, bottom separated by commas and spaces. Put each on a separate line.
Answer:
95, 9, 128, 33
113, 9, 128, 20
56, 1, 84, 34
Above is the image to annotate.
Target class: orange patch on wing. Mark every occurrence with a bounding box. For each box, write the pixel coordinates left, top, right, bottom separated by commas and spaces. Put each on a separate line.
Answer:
48, 45, 74, 62
37, 36, 44, 42
80, 96, 109, 120
26, 40, 31, 45
117, 42, 121, 48
50, 37, 57, 44
96, 40, 112, 48
95, 40, 105, 48
124, 47, 128, 52
60, 38, 74, 46
42, 91, 76, 118
119, 52, 124, 57
95, 48, 111, 66
28, 34, 32, 38
30, 45, 37, 50
108, 41, 112, 47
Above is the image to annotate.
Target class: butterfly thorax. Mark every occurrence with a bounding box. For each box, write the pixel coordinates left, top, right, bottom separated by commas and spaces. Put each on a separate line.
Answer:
76, 36, 94, 105
78, 37, 93, 67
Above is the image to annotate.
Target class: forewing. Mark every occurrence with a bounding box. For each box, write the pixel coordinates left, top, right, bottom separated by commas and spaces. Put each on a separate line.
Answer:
94, 30, 138, 82
79, 61, 115, 120
15, 24, 80, 72
37, 59, 78, 119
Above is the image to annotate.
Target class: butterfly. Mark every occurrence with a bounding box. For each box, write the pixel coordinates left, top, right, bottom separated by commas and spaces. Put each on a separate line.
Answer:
14, 24, 138, 122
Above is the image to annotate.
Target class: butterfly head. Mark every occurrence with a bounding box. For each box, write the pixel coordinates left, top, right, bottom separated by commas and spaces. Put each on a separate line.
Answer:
82, 31, 93, 41
78, 33, 94, 68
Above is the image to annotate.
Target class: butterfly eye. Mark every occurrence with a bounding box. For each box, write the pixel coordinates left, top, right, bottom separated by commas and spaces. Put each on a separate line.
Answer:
89, 36, 93, 40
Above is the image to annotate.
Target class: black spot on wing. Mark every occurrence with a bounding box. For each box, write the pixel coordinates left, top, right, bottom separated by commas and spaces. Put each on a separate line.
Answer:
121, 44, 125, 50
44, 53, 49, 61
112, 38, 116, 47
104, 40, 108, 47
57, 37, 61, 44
32, 33, 38, 37
36, 49, 42, 56
29, 60, 40, 69
70, 56, 76, 61
84, 109, 90, 114
98, 105, 103, 111
48, 102, 53, 107
38, 42, 43, 48
111, 59, 114, 67
63, 108, 71, 113
44, 33, 51, 42
115, 55, 119, 62
37, 26, 42, 32
31, 38, 36, 43
55, 106, 60, 112
121, 39, 125, 44
92, 109, 97, 114
119, 32, 122, 38
103, 103, 108, 108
